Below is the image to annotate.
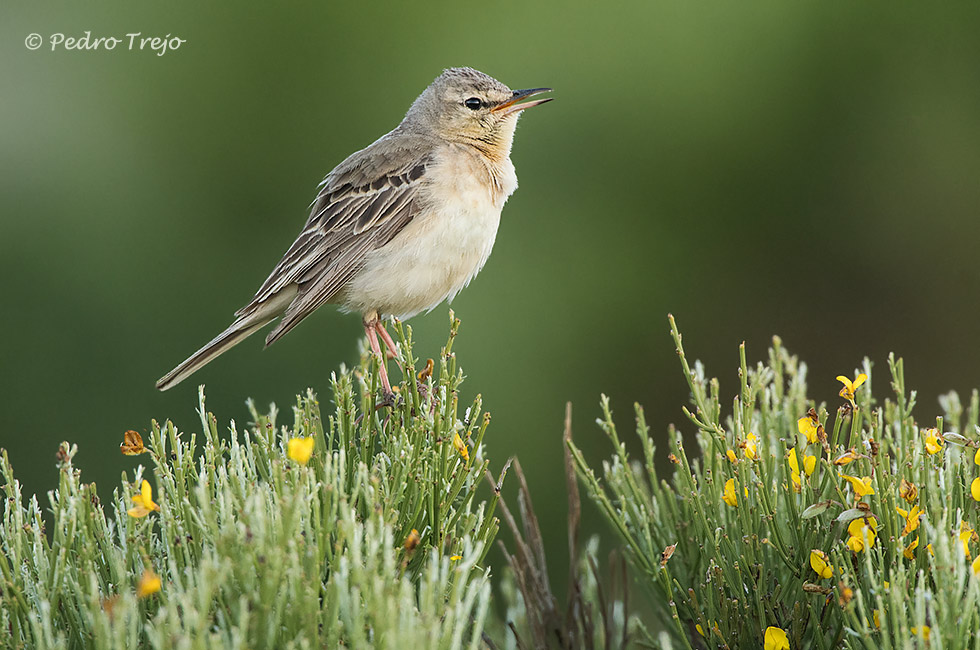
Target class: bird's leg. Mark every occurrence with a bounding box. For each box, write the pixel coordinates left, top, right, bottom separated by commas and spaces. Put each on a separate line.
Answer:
363, 312, 393, 396
374, 320, 400, 361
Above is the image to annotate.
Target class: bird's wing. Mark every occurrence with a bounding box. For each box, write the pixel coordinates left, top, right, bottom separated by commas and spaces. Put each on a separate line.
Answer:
239, 134, 433, 346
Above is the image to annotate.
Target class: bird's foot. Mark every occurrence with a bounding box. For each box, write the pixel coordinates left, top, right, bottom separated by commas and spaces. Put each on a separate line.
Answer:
352, 389, 398, 426
375, 389, 398, 410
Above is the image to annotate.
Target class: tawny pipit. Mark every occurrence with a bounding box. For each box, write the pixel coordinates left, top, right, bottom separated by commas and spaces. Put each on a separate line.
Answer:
156, 67, 551, 394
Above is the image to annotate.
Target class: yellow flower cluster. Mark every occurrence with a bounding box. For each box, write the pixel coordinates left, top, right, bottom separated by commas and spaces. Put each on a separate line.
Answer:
894, 477, 924, 559
722, 432, 758, 508
788, 408, 822, 494
703, 365, 980, 645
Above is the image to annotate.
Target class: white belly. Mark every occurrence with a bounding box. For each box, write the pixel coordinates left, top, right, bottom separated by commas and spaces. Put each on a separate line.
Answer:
342, 149, 517, 319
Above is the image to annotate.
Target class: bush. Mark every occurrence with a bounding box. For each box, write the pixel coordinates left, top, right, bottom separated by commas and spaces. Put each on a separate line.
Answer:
20, 310, 976, 650
0, 317, 501, 649
569, 315, 980, 649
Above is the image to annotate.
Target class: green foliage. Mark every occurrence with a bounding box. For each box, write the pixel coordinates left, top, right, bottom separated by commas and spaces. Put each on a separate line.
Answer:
0, 317, 500, 649
570, 316, 980, 649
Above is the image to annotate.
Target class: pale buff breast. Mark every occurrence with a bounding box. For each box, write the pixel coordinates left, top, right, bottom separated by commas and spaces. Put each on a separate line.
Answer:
341, 145, 518, 319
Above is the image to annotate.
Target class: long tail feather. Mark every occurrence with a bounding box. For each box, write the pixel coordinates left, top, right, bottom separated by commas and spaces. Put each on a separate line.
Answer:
156, 287, 298, 391
155, 317, 271, 391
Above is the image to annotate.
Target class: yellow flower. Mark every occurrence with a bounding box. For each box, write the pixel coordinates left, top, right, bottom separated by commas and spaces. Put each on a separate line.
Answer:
450, 555, 462, 562
798, 416, 819, 444
904, 536, 919, 560
788, 454, 802, 492
696, 624, 705, 637
846, 517, 877, 553
972, 477, 980, 502
744, 432, 758, 460
790, 473, 801, 492
120, 430, 147, 455
452, 432, 469, 462
787, 449, 814, 474
726, 449, 737, 463
973, 554, 980, 575
417, 358, 434, 381
846, 535, 866, 553
787, 449, 816, 492
287, 436, 314, 464
723, 478, 738, 507
764, 626, 789, 650
847, 517, 872, 537
842, 475, 874, 500
872, 609, 881, 629
136, 569, 162, 598
832, 449, 862, 466
927, 543, 934, 556
911, 626, 931, 641
809, 550, 833, 579
923, 428, 944, 455
896, 505, 923, 536
127, 480, 160, 518
899, 479, 918, 504
837, 373, 867, 401
959, 522, 976, 559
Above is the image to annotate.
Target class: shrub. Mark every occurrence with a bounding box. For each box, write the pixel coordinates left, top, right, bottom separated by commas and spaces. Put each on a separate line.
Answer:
0, 317, 501, 649
569, 315, 980, 649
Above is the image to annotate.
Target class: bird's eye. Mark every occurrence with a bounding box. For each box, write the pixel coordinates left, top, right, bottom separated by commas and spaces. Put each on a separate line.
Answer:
464, 97, 483, 110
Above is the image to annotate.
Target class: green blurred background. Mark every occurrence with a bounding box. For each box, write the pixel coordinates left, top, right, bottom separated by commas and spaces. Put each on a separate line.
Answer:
3, 0, 980, 598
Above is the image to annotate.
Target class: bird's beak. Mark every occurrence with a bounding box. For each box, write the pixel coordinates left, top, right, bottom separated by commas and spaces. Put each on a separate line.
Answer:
491, 88, 553, 116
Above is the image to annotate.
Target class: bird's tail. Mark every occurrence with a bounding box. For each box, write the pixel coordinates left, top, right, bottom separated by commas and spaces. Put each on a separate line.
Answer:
155, 317, 270, 391
155, 288, 297, 391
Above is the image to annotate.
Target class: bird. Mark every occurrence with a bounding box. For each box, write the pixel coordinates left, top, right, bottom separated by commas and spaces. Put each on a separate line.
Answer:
156, 67, 552, 395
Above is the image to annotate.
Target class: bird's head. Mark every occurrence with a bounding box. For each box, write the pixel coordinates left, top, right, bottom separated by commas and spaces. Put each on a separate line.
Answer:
403, 67, 552, 158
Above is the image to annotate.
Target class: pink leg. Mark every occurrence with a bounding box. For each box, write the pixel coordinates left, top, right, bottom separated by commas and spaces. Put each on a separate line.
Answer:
363, 317, 393, 395
375, 321, 400, 360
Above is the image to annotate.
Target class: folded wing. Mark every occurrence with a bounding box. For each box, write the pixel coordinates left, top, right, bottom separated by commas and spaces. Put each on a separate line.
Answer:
243, 135, 432, 345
